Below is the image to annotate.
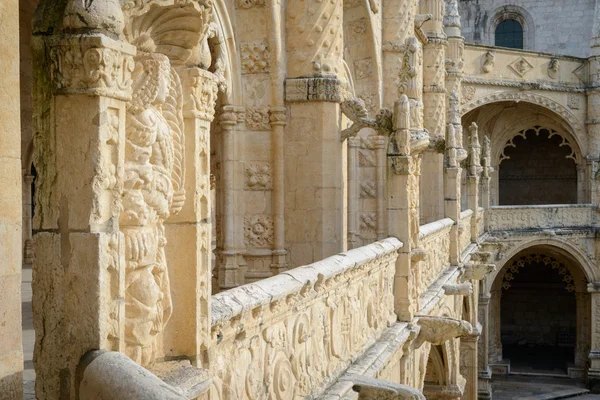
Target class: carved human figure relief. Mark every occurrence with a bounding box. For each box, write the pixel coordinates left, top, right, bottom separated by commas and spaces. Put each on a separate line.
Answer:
121, 34, 185, 366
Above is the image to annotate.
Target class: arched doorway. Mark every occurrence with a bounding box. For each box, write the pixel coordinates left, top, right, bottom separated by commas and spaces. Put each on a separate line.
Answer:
489, 246, 590, 376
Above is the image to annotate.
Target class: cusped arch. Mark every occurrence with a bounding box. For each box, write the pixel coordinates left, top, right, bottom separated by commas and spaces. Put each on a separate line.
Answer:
462, 92, 586, 155
486, 237, 596, 293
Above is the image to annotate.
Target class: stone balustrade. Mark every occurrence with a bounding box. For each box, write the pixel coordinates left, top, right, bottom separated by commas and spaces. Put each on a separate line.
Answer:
209, 238, 402, 399
486, 204, 594, 232
419, 218, 453, 293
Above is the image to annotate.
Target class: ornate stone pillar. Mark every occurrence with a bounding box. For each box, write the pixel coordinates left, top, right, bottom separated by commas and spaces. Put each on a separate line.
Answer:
163, 67, 218, 368
445, 93, 464, 265
373, 135, 388, 240
466, 123, 481, 242
0, 0, 23, 396
481, 136, 492, 209
22, 174, 34, 264
348, 136, 361, 249
489, 288, 503, 363
575, 291, 590, 368
32, 10, 135, 397
284, 0, 347, 266
388, 96, 429, 321
478, 290, 492, 399
218, 107, 245, 289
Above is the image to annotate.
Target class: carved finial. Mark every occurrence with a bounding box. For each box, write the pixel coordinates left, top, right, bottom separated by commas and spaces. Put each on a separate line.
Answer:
443, 0, 461, 29
63, 0, 124, 36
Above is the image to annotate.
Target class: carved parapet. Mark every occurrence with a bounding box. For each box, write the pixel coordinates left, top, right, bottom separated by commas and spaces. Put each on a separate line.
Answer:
463, 263, 495, 281
350, 375, 425, 400
285, 77, 348, 102
48, 35, 135, 100
414, 316, 473, 349
443, 283, 473, 296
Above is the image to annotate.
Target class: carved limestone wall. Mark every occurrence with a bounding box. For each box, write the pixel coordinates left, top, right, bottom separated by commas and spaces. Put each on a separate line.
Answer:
209, 238, 401, 399
486, 204, 594, 232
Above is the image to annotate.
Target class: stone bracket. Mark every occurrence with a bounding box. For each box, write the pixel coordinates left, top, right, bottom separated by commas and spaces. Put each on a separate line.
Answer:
348, 374, 425, 400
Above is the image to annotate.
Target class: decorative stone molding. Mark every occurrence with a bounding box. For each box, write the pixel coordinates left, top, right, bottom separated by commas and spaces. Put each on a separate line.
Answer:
463, 263, 495, 281
461, 86, 476, 105
240, 40, 270, 74
285, 77, 347, 102
501, 253, 576, 292
210, 239, 401, 399
499, 126, 577, 164
359, 149, 376, 167
360, 181, 377, 198
568, 94, 581, 110
462, 76, 586, 92
354, 58, 373, 79
487, 205, 593, 231
360, 212, 377, 233
244, 107, 270, 130
244, 215, 274, 247
414, 316, 473, 349
244, 163, 273, 190
443, 283, 473, 296
48, 35, 135, 100
508, 56, 534, 78
235, 0, 265, 8
350, 375, 425, 399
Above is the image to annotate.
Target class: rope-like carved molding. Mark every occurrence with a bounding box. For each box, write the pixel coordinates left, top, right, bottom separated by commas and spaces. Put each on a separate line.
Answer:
461, 92, 584, 141
499, 126, 577, 164
501, 253, 576, 292
462, 76, 586, 93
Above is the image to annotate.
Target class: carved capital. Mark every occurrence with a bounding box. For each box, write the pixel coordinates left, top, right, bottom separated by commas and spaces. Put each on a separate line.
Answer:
285, 77, 348, 103
48, 35, 135, 100
269, 107, 287, 126
414, 316, 473, 349
219, 106, 240, 128
463, 263, 495, 281
443, 283, 473, 296
179, 67, 219, 121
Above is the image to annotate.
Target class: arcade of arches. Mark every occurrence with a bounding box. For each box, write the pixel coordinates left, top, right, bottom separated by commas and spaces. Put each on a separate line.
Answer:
7, 0, 600, 399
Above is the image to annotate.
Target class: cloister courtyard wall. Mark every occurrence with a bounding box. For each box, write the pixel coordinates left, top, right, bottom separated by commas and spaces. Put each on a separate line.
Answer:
5, 0, 600, 399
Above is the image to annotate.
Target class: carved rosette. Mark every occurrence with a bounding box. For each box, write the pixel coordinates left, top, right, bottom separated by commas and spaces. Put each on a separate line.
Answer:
49, 35, 135, 100
244, 215, 275, 247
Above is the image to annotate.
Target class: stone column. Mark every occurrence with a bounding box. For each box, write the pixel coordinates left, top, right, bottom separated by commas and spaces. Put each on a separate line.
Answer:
575, 291, 590, 368
388, 96, 429, 321
270, 107, 288, 273
481, 136, 492, 209
218, 108, 245, 289
32, 22, 135, 399
348, 136, 362, 249
163, 67, 218, 368
466, 123, 481, 242
489, 288, 503, 363
420, 0, 447, 224
372, 135, 388, 240
285, 0, 347, 266
478, 290, 492, 399
0, 0, 23, 396
587, 283, 600, 380
445, 93, 463, 265
22, 174, 35, 264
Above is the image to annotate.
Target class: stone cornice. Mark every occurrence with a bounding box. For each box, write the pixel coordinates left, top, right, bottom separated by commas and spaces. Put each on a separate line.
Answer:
462, 76, 586, 93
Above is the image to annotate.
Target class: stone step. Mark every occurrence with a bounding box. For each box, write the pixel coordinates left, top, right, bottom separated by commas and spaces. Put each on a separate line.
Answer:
518, 388, 591, 400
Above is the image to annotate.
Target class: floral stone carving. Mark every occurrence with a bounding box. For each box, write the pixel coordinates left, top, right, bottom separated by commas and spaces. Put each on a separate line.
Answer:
244, 215, 274, 247
244, 163, 273, 190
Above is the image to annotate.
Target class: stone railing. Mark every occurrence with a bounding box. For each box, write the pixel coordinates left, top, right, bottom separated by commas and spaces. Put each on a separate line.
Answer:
463, 44, 586, 88
459, 210, 473, 254
486, 204, 594, 232
209, 238, 402, 400
419, 219, 453, 292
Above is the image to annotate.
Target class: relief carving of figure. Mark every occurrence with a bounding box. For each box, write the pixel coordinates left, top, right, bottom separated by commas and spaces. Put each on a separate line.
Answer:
121, 34, 185, 366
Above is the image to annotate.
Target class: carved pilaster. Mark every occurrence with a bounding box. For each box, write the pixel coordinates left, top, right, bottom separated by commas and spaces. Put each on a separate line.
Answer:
269, 107, 288, 273
348, 136, 362, 249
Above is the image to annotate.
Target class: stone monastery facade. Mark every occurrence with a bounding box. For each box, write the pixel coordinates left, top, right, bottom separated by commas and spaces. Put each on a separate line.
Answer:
4, 0, 600, 399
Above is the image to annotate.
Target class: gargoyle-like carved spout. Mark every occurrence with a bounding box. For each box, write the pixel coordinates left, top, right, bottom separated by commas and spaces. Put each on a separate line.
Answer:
350, 375, 425, 400
463, 263, 496, 280
443, 283, 473, 296
414, 316, 473, 349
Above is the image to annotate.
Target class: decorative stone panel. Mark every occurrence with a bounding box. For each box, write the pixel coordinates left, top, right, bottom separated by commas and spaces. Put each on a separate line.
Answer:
240, 40, 270, 74
244, 215, 274, 247
244, 163, 273, 190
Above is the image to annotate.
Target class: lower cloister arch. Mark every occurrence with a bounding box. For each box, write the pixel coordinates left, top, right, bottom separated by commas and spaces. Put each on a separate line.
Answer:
486, 241, 592, 375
